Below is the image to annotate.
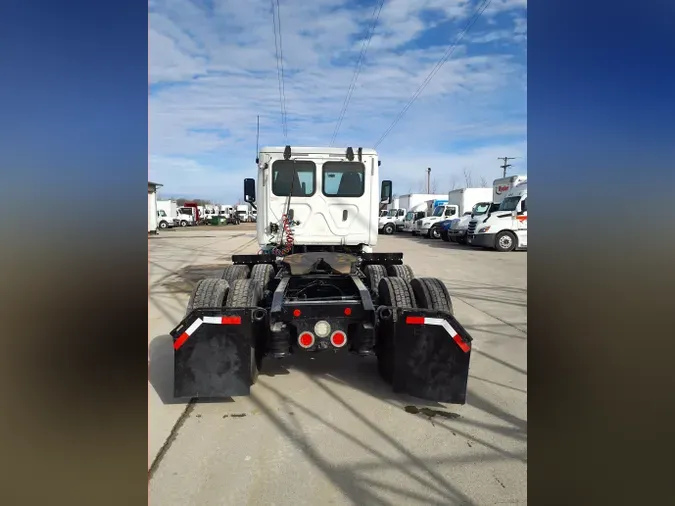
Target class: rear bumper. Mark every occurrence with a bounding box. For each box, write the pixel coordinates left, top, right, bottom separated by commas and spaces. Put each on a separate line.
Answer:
467, 233, 495, 248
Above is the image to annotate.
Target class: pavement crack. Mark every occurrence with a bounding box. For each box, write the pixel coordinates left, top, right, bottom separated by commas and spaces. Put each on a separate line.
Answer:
148, 400, 195, 480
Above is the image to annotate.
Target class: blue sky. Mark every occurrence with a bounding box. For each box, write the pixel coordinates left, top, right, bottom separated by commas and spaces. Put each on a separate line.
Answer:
149, 0, 527, 203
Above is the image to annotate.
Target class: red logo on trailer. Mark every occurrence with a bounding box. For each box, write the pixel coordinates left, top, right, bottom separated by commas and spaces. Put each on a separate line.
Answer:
495, 185, 510, 195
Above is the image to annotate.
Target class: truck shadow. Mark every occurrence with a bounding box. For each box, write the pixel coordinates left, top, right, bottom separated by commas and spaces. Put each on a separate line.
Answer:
261, 350, 446, 409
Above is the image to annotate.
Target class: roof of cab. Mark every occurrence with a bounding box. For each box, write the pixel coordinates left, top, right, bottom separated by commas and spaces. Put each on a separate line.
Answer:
260, 146, 378, 156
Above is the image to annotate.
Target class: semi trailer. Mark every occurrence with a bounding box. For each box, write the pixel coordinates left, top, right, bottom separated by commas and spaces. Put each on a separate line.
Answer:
169, 146, 473, 404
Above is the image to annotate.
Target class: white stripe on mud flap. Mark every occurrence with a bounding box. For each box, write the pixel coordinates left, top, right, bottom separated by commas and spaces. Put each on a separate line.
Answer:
185, 318, 204, 335
423, 317, 458, 337
202, 316, 222, 325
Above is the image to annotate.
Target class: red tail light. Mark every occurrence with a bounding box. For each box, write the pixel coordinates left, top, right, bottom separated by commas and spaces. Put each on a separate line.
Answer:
298, 332, 315, 349
330, 331, 347, 348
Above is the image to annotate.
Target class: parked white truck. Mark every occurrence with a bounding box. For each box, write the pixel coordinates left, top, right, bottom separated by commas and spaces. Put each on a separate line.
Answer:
380, 193, 447, 234
156, 199, 179, 229
176, 206, 196, 227
445, 201, 500, 243
236, 204, 251, 222
417, 188, 492, 239
467, 175, 527, 252
378, 207, 406, 234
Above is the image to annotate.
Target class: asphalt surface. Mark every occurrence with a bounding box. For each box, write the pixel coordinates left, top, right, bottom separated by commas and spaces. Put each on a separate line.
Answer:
148, 225, 527, 505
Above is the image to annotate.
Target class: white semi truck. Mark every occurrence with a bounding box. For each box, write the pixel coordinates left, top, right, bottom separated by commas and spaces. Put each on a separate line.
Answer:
379, 193, 447, 234
168, 145, 475, 406
467, 175, 527, 251
417, 188, 492, 239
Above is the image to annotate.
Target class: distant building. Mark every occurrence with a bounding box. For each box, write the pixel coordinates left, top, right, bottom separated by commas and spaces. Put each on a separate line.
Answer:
148, 181, 163, 234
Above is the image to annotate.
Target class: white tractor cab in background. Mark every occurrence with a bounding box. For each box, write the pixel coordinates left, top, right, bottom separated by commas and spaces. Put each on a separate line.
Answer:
236, 204, 250, 222
446, 201, 500, 243
467, 175, 527, 252
415, 198, 461, 237
176, 206, 196, 227
402, 203, 430, 233
378, 208, 406, 235
418, 188, 493, 239
396, 193, 448, 234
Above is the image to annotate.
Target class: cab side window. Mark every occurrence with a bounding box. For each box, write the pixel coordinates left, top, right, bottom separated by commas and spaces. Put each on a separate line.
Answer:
520, 198, 527, 212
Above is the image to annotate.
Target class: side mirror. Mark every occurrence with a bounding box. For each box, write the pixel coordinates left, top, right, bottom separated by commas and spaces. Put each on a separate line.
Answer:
380, 180, 392, 204
244, 178, 256, 203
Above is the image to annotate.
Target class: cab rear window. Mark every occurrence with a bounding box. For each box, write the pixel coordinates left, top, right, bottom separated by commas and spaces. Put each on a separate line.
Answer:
272, 160, 316, 197
322, 162, 365, 197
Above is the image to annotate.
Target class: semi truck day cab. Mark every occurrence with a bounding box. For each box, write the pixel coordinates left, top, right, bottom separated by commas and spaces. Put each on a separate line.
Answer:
378, 208, 405, 235
446, 201, 499, 243
418, 188, 494, 239
413, 199, 452, 237
168, 145, 474, 405
467, 175, 527, 252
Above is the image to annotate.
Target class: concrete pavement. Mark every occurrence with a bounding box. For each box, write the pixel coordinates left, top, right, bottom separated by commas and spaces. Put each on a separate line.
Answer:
149, 228, 527, 505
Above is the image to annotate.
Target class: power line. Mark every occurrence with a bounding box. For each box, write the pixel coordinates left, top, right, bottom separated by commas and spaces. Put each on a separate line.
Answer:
271, 0, 288, 140
373, 0, 493, 149
330, 0, 385, 146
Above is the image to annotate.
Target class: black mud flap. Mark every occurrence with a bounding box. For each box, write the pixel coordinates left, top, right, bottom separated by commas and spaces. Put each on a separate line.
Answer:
385, 308, 473, 404
170, 307, 268, 399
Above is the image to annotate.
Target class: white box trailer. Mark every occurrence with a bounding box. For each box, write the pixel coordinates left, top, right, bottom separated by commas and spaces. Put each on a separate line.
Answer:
148, 182, 162, 234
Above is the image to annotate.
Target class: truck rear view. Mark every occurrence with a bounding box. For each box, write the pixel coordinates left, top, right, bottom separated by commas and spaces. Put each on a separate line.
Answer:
168, 146, 475, 404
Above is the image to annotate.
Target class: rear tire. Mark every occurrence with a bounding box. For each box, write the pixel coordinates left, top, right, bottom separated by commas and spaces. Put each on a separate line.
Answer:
225, 279, 264, 384
221, 264, 250, 283
376, 277, 416, 384
250, 264, 275, 289
386, 264, 415, 282
363, 264, 387, 296
410, 277, 454, 316
185, 278, 229, 316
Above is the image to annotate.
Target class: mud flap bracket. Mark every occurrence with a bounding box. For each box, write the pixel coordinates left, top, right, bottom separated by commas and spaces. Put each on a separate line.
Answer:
170, 307, 268, 399
385, 308, 473, 404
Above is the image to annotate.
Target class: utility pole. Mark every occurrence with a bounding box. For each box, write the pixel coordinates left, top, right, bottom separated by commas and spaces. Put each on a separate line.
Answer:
426, 167, 431, 193
498, 157, 517, 177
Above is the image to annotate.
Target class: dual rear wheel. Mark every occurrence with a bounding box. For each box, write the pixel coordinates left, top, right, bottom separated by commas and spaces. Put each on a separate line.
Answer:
186, 264, 275, 384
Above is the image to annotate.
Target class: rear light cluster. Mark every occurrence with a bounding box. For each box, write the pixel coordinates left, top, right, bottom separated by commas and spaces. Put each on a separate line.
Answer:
297, 319, 348, 349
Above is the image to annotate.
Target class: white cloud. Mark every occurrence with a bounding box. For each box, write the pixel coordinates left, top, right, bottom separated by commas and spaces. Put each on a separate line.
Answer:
149, 0, 527, 203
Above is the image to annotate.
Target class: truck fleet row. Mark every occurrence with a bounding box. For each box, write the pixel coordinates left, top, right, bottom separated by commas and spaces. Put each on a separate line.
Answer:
377, 175, 527, 252
154, 201, 257, 229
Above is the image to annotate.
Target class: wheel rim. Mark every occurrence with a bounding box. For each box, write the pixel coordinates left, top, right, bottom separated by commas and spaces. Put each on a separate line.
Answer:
499, 235, 513, 249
